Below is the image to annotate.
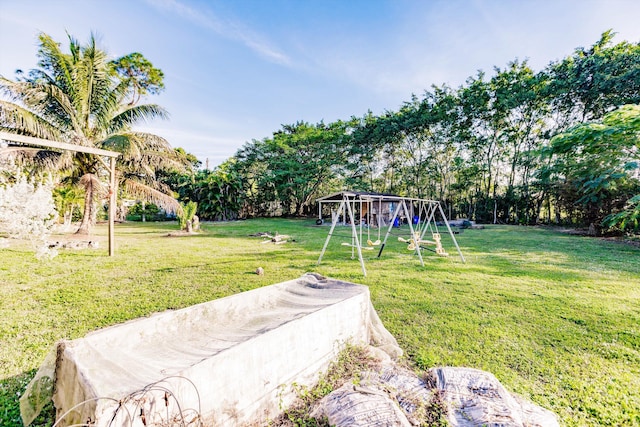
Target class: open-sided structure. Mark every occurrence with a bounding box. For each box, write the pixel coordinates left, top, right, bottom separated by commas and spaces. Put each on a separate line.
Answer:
0, 131, 120, 256
316, 191, 465, 276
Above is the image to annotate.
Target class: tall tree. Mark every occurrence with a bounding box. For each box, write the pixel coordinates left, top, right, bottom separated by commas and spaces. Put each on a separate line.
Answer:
489, 61, 550, 223
110, 52, 165, 106
0, 33, 187, 234
544, 30, 640, 127
545, 104, 640, 228
234, 120, 354, 216
457, 71, 510, 221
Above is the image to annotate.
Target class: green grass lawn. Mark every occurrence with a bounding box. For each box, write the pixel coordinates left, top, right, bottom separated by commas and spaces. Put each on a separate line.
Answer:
1, 219, 639, 426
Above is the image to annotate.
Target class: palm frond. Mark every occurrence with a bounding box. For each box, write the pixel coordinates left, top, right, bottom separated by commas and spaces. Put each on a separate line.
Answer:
121, 132, 191, 175
0, 79, 48, 111
121, 171, 173, 195
92, 79, 128, 133
40, 83, 82, 133
0, 77, 80, 134
108, 104, 169, 134
1, 148, 67, 175
0, 101, 61, 140
101, 134, 137, 156
123, 178, 182, 215
79, 172, 107, 199
36, 33, 76, 99
103, 132, 182, 164
76, 39, 113, 131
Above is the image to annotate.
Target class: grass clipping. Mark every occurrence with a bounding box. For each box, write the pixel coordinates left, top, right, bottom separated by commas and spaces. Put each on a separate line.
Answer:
270, 344, 446, 426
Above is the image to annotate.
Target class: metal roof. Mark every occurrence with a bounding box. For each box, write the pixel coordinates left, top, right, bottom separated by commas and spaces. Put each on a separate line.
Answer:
316, 190, 403, 203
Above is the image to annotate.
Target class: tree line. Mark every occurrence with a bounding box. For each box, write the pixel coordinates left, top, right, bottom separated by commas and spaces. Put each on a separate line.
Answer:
1, 31, 638, 235
175, 30, 639, 232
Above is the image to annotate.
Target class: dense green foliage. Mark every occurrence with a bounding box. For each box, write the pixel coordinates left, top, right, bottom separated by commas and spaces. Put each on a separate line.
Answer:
177, 200, 197, 231
110, 52, 165, 106
167, 161, 243, 220
173, 31, 639, 232
126, 201, 163, 221
547, 104, 640, 230
1, 220, 638, 426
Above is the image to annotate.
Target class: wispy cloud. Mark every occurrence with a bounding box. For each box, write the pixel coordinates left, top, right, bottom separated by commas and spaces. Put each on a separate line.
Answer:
145, 0, 292, 66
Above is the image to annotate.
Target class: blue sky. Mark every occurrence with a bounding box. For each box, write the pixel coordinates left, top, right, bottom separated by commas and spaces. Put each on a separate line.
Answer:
1, 0, 640, 167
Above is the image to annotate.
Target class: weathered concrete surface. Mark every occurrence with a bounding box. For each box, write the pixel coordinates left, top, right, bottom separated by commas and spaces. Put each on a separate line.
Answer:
22, 273, 401, 426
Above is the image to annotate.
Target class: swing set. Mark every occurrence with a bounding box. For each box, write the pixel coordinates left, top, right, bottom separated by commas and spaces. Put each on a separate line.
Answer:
316, 191, 465, 276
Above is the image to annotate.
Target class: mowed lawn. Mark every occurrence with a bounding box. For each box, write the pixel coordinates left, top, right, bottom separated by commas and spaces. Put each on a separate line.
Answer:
1, 219, 638, 426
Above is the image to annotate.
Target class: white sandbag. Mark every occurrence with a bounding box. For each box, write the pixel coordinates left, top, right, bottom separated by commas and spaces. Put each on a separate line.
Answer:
432, 366, 559, 427
311, 362, 434, 426
311, 382, 413, 427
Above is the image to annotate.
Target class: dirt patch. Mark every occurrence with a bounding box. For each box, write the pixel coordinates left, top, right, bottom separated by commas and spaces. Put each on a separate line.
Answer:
600, 236, 640, 248
165, 230, 198, 237
249, 232, 292, 244
46, 230, 104, 249
545, 226, 640, 248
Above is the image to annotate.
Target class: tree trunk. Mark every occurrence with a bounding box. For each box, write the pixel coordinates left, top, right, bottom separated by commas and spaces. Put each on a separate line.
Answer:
76, 179, 96, 235
63, 209, 73, 230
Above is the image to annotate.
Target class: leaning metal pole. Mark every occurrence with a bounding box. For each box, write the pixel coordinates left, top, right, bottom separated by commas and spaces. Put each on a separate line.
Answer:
317, 199, 344, 265
438, 202, 466, 263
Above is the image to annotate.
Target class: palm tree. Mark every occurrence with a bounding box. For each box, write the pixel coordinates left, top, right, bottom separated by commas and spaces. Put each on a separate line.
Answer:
0, 32, 187, 234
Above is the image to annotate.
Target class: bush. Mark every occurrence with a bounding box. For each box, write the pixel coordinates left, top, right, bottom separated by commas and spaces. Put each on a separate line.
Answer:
126, 202, 166, 221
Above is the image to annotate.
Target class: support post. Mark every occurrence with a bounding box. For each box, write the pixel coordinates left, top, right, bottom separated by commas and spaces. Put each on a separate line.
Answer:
345, 196, 366, 276
377, 200, 402, 258
317, 200, 345, 265
108, 157, 116, 257
438, 202, 466, 263
402, 199, 424, 267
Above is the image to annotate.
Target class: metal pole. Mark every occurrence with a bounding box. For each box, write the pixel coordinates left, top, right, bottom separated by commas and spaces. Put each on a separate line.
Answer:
438, 202, 466, 263
377, 200, 401, 258
108, 157, 116, 257
402, 199, 424, 267
345, 195, 366, 276
317, 200, 345, 264
420, 202, 437, 241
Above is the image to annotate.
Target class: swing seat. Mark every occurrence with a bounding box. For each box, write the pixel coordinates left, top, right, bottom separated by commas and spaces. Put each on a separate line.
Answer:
417, 233, 441, 246
418, 240, 437, 245
419, 245, 449, 256
367, 239, 381, 246
341, 242, 374, 250
435, 246, 449, 257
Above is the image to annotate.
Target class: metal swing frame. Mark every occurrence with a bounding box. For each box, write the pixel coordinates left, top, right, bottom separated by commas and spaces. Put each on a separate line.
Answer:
316, 191, 465, 276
